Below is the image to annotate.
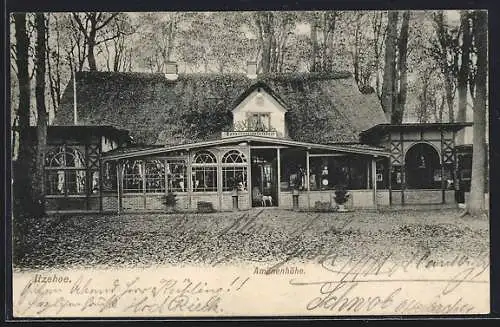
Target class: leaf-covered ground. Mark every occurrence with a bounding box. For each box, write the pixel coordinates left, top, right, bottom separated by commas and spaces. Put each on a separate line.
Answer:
13, 209, 488, 271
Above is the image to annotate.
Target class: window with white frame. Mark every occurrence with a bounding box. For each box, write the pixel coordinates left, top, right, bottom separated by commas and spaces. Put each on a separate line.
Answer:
145, 160, 165, 193
222, 150, 247, 191
45, 146, 87, 195
248, 113, 270, 131
123, 160, 143, 193
102, 161, 117, 192
166, 159, 187, 192
192, 150, 218, 192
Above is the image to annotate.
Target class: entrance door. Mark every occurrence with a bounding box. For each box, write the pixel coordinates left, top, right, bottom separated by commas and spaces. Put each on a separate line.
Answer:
251, 149, 278, 207
405, 143, 441, 189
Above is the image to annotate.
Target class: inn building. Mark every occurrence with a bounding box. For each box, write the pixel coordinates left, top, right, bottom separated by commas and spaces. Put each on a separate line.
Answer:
34, 62, 473, 213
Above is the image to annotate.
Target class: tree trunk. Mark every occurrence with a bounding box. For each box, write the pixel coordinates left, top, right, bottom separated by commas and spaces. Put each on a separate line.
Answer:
353, 15, 361, 85
13, 13, 32, 219
87, 30, 97, 71
260, 13, 273, 73
468, 10, 487, 216
310, 15, 319, 72
165, 21, 175, 63
433, 11, 458, 124
418, 75, 430, 123
323, 12, 337, 72
372, 12, 385, 99
393, 11, 410, 124
439, 96, 445, 123
457, 10, 472, 144
34, 13, 48, 215
444, 76, 455, 122
381, 11, 398, 122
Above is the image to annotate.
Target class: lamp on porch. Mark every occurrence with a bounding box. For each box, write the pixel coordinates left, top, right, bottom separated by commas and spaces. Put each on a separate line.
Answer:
321, 164, 329, 189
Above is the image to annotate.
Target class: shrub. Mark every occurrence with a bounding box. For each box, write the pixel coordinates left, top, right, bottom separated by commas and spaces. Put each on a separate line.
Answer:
164, 191, 177, 209
334, 185, 350, 205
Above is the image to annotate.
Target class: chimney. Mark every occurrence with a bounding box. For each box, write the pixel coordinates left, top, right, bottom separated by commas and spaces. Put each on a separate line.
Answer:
246, 61, 257, 79
165, 61, 178, 80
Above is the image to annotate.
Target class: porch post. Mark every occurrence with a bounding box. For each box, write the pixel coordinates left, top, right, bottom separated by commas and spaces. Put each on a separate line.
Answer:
388, 134, 393, 206
277, 147, 281, 207
440, 129, 446, 204
366, 159, 371, 189
372, 157, 378, 209
117, 161, 122, 215
217, 149, 222, 210
164, 159, 169, 212
187, 150, 193, 210
306, 148, 311, 209
142, 160, 146, 210
98, 141, 103, 212
247, 145, 252, 207
400, 131, 405, 206
85, 143, 90, 211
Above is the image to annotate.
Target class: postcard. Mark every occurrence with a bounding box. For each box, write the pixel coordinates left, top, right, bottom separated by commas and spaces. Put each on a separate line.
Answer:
10, 9, 490, 317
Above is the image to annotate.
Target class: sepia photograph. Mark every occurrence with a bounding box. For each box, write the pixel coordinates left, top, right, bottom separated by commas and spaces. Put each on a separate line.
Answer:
8, 8, 490, 317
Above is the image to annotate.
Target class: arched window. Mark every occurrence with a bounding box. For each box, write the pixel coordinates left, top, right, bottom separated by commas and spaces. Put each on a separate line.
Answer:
192, 150, 217, 192
194, 151, 217, 164
46, 146, 85, 168
45, 146, 87, 195
405, 143, 441, 189
222, 150, 248, 191
102, 161, 118, 192
222, 150, 247, 164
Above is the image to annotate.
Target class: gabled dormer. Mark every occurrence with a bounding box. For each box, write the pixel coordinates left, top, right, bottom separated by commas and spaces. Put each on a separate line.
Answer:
224, 82, 289, 138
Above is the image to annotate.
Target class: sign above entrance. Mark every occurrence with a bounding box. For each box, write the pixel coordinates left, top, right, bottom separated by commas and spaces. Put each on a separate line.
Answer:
221, 131, 278, 138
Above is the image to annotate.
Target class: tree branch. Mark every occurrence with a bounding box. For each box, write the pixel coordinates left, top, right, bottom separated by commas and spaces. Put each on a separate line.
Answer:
95, 13, 120, 31
72, 13, 90, 41
95, 31, 124, 45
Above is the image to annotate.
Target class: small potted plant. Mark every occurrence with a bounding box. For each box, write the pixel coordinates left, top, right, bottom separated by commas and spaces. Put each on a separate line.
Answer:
334, 185, 351, 212
164, 191, 177, 213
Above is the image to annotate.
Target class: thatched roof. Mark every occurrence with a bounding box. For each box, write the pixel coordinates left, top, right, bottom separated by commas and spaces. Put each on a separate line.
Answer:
54, 71, 387, 145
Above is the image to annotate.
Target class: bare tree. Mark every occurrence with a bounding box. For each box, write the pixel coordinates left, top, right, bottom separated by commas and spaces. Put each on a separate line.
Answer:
13, 13, 32, 220
46, 14, 64, 114
253, 12, 296, 73
34, 13, 48, 214
136, 12, 179, 73
467, 10, 487, 216
371, 12, 387, 98
308, 11, 338, 72
415, 66, 436, 123
71, 12, 121, 71
456, 10, 473, 143
100, 14, 135, 72
309, 13, 319, 71
177, 12, 251, 73
352, 12, 363, 84
66, 14, 87, 71
393, 11, 410, 124
381, 11, 398, 122
430, 11, 459, 122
